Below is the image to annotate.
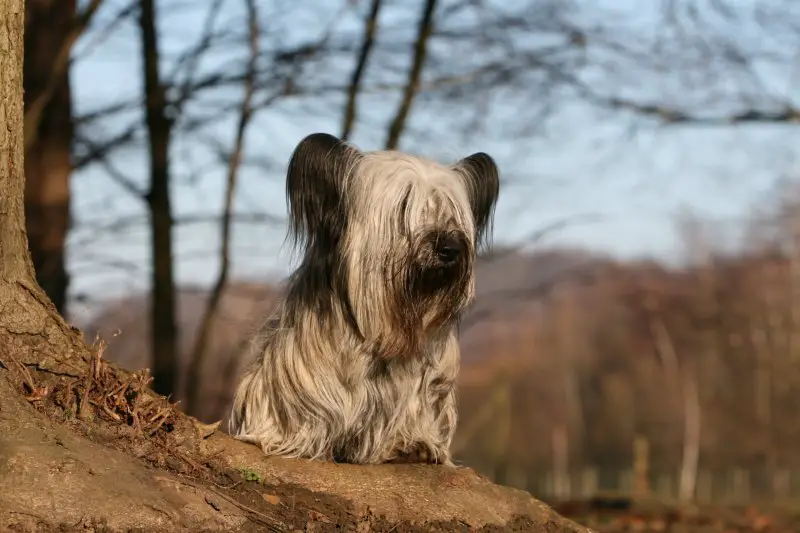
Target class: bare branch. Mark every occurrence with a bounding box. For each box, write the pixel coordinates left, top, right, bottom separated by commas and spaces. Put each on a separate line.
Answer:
185, 0, 261, 415
340, 0, 383, 141
479, 213, 605, 266
69, 211, 283, 250
384, 0, 437, 150
170, 0, 226, 115
75, 100, 140, 126
73, 126, 139, 170
599, 98, 800, 127
72, 1, 137, 62
93, 153, 146, 199
577, 0, 800, 127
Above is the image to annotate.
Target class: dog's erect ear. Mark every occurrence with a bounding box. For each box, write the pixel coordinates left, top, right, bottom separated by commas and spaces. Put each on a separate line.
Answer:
286, 132, 362, 252
454, 152, 500, 247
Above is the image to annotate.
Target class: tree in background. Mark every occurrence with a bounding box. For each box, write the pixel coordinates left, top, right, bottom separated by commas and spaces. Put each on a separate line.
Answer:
23, 0, 103, 316
137, 0, 178, 397
184, 0, 261, 414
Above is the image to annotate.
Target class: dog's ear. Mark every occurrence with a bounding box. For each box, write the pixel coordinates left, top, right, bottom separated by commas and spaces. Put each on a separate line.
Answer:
286, 133, 362, 252
454, 152, 500, 248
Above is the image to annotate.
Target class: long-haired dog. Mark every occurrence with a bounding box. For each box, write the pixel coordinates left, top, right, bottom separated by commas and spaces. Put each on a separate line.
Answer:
229, 133, 499, 465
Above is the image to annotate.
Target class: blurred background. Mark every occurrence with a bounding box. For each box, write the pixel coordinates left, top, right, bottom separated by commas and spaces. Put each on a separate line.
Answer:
26, 0, 800, 514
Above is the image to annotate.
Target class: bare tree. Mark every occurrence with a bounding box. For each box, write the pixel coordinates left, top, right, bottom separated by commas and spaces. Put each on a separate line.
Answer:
1, 0, 85, 370
651, 317, 700, 502
138, 0, 178, 397
340, 0, 383, 141
185, 0, 261, 416
23, 0, 104, 150
384, 0, 437, 150
577, 1, 800, 126
23, 0, 105, 316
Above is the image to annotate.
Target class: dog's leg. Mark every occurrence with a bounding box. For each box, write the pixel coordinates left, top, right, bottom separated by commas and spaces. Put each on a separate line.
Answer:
383, 385, 457, 466
386, 442, 439, 464
406, 343, 460, 466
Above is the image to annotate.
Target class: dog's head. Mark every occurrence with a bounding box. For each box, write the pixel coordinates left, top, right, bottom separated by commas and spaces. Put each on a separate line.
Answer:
285, 133, 499, 359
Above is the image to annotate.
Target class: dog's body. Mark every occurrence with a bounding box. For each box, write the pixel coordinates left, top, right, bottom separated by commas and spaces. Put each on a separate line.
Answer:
229, 133, 499, 465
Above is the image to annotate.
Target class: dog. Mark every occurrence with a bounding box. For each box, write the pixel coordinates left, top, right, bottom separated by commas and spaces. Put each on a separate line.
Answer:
229, 132, 499, 465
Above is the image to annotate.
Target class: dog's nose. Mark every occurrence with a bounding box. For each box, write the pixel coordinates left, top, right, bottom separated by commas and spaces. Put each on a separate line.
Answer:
435, 236, 464, 265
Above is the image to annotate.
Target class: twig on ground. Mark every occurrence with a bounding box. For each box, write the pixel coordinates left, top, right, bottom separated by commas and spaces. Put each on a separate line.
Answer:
2, 352, 50, 402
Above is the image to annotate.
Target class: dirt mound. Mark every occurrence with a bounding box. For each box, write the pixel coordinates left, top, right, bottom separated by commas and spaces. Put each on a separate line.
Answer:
0, 340, 592, 532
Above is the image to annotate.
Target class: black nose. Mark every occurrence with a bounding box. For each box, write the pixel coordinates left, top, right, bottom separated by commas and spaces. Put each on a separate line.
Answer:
435, 236, 465, 265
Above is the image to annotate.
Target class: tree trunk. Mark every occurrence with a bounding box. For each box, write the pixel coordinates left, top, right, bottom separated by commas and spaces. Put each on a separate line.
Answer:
1, 0, 86, 369
340, 0, 382, 141
138, 0, 178, 397
552, 424, 571, 501
185, 0, 259, 417
678, 364, 700, 503
1, 0, 31, 284
22, 0, 76, 317
384, 0, 436, 150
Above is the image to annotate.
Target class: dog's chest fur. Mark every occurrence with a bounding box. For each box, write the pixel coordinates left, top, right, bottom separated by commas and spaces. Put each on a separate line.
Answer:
291, 332, 458, 464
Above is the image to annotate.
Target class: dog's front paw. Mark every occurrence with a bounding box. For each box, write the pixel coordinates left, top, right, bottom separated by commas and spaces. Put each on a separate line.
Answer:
386, 442, 442, 464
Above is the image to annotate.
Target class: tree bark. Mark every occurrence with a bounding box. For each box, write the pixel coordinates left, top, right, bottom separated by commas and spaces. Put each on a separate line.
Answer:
1, 0, 86, 371
138, 0, 178, 397
0, 0, 30, 286
23, 0, 76, 317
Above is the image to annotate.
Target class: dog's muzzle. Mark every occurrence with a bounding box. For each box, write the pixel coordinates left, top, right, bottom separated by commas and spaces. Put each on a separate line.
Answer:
433, 234, 466, 267
417, 230, 470, 272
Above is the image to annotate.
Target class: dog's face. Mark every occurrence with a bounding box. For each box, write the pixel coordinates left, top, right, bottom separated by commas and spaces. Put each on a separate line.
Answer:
285, 133, 499, 359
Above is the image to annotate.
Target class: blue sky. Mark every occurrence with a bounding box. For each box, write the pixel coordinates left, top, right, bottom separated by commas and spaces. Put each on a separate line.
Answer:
65, 0, 800, 320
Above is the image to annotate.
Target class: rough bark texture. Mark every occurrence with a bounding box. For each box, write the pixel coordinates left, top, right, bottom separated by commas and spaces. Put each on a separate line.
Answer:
1, 0, 85, 374
22, 0, 75, 317
1, 0, 31, 285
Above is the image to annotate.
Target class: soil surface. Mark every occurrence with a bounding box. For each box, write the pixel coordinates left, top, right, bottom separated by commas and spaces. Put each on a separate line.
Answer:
0, 341, 592, 532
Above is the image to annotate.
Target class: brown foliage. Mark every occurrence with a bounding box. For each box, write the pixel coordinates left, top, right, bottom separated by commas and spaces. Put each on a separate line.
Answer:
82, 241, 800, 491
458, 245, 800, 490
